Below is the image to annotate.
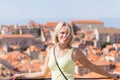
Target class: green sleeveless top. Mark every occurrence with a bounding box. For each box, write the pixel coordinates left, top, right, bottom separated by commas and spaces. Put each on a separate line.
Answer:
48, 47, 75, 80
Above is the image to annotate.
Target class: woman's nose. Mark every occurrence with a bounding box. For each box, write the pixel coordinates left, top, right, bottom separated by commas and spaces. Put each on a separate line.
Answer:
63, 34, 67, 37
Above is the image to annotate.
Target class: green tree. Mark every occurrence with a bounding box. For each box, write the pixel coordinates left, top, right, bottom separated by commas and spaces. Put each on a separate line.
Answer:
102, 42, 111, 49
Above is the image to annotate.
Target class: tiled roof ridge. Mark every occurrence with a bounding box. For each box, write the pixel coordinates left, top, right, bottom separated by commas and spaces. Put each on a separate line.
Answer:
97, 27, 120, 34
71, 20, 104, 24
0, 34, 35, 38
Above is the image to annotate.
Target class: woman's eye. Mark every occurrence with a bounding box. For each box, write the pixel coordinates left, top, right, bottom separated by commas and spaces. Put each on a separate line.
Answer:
60, 32, 65, 34
60, 31, 68, 35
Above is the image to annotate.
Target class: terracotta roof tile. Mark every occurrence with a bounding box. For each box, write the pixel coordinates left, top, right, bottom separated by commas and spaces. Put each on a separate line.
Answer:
10, 45, 20, 50
97, 27, 120, 34
92, 59, 110, 66
41, 51, 47, 56
74, 73, 82, 78
46, 22, 58, 27
81, 72, 114, 80
71, 20, 104, 24
114, 63, 120, 71
0, 54, 8, 60
0, 34, 35, 38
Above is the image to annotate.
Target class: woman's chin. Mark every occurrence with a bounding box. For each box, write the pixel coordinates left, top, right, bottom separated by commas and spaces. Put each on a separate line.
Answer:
60, 43, 68, 46
59, 39, 69, 44
59, 42, 65, 44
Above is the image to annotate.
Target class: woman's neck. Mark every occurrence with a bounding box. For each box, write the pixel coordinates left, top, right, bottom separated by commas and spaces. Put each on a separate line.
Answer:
58, 44, 70, 50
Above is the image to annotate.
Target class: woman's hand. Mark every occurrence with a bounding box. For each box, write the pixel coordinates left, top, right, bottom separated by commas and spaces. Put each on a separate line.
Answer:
11, 73, 24, 80
111, 74, 120, 80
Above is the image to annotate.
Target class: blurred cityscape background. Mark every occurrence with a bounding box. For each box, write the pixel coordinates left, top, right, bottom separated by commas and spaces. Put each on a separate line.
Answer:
0, 0, 120, 79
0, 20, 120, 79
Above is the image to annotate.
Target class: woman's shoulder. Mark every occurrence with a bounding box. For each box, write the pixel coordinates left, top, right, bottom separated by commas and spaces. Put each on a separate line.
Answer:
72, 47, 81, 53
72, 47, 84, 57
71, 47, 80, 61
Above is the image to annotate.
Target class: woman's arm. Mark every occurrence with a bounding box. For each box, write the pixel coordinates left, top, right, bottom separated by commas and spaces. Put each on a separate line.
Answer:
22, 54, 50, 79
12, 49, 51, 79
72, 48, 114, 78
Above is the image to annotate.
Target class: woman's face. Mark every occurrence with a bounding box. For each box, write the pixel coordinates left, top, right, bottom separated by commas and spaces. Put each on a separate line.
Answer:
57, 27, 70, 44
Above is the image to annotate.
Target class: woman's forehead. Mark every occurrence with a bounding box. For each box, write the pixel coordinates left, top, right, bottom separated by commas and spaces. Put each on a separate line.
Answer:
60, 26, 69, 31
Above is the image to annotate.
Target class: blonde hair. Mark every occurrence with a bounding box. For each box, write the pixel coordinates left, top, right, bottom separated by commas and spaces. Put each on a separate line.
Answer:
52, 22, 74, 45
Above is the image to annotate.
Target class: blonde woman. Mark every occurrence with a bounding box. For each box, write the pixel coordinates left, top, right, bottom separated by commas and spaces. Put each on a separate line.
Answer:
12, 22, 117, 80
